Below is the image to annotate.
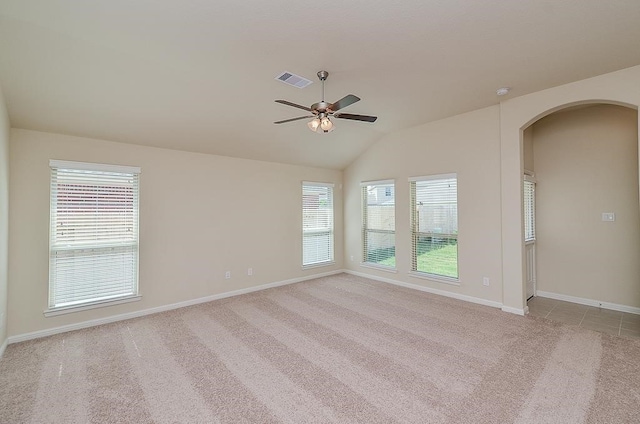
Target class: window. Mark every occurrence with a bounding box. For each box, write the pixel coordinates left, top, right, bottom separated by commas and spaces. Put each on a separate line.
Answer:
47, 160, 140, 314
524, 176, 536, 242
410, 174, 458, 280
302, 182, 334, 267
362, 181, 395, 268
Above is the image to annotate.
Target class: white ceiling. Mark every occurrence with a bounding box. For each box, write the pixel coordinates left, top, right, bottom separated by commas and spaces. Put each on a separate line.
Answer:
1, 1, 640, 170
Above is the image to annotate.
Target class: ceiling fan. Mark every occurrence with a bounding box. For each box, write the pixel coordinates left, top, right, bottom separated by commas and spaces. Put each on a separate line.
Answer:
274, 70, 377, 133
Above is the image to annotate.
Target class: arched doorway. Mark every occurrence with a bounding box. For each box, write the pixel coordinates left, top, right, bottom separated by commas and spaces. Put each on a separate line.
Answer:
522, 104, 639, 329
498, 66, 640, 315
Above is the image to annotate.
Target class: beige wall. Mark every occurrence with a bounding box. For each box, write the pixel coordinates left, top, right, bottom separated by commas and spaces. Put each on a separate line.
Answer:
8, 129, 343, 337
345, 65, 640, 314
5, 66, 640, 339
0, 84, 9, 347
344, 106, 504, 304
532, 105, 640, 307
523, 126, 534, 173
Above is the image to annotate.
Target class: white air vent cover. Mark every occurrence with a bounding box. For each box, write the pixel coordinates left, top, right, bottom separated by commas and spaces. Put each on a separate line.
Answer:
275, 71, 313, 88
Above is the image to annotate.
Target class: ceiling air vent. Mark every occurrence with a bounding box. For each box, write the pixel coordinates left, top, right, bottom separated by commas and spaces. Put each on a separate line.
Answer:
275, 71, 313, 88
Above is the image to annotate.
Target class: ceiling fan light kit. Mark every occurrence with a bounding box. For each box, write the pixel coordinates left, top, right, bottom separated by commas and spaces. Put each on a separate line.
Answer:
274, 70, 377, 133
307, 113, 334, 133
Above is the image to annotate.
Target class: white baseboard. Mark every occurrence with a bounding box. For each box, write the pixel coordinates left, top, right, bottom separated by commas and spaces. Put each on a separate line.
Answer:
0, 338, 7, 359
8, 269, 343, 344
536, 290, 640, 316
344, 269, 503, 309
502, 305, 527, 316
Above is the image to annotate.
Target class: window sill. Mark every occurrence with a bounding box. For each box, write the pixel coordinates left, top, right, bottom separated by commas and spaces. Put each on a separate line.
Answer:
408, 271, 460, 286
360, 263, 398, 273
302, 261, 336, 270
44, 295, 142, 317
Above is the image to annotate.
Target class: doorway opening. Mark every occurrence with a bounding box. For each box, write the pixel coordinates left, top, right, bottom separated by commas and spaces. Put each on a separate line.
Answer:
523, 104, 640, 337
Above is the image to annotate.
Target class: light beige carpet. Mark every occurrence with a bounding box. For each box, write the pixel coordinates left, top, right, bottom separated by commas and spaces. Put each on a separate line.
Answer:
1, 273, 639, 423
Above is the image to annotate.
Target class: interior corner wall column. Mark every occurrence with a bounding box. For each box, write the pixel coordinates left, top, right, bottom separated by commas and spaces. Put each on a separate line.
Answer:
0, 83, 10, 349
499, 102, 526, 313
638, 113, 640, 205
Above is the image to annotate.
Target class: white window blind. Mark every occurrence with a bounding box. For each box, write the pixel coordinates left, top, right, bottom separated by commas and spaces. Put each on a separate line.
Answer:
302, 182, 334, 266
362, 181, 395, 267
49, 160, 140, 310
410, 174, 458, 279
524, 178, 536, 242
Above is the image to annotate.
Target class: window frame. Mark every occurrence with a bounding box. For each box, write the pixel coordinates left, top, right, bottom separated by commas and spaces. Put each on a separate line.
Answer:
302, 181, 335, 268
361, 179, 396, 271
409, 173, 459, 284
45, 160, 141, 317
524, 174, 536, 243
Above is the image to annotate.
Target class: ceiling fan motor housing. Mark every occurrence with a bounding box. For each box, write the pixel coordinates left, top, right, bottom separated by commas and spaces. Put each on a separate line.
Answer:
311, 102, 331, 115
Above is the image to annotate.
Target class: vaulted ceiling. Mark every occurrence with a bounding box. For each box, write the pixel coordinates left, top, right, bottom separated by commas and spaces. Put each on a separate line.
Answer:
1, 1, 640, 169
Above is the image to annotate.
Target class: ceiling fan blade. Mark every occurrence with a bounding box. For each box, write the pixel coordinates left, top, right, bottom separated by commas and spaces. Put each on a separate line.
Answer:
275, 99, 312, 112
329, 94, 360, 112
334, 113, 377, 123
274, 116, 312, 124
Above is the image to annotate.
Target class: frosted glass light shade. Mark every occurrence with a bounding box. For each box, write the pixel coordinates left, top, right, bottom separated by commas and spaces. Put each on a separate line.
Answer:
320, 117, 333, 131
307, 118, 321, 132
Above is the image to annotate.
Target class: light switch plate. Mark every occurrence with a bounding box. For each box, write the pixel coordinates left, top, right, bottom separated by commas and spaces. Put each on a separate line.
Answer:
602, 212, 615, 222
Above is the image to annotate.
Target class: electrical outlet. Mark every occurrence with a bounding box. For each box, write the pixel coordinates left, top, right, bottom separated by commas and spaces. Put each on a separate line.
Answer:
350, 256, 354, 262
248, 268, 253, 276
483, 277, 490, 286
225, 271, 231, 279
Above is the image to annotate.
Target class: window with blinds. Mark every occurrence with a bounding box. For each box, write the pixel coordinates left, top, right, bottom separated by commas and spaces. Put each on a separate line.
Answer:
361, 181, 395, 268
302, 182, 334, 267
49, 160, 140, 311
524, 178, 536, 242
410, 174, 458, 279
